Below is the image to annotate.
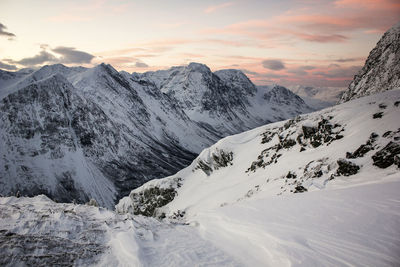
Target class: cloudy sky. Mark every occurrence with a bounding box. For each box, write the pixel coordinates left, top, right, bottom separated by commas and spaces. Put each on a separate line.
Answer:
1, 0, 399, 87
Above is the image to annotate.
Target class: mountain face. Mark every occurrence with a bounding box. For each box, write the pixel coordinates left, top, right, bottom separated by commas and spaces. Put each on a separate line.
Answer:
339, 22, 400, 103
288, 85, 345, 109
0, 62, 312, 208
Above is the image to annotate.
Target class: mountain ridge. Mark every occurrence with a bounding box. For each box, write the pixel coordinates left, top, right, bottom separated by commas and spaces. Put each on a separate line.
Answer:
339, 22, 400, 103
0, 62, 312, 207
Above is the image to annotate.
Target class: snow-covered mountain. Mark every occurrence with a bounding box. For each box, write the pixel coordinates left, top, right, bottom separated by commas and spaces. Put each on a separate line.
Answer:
339, 22, 400, 103
288, 85, 345, 109
116, 89, 400, 266
0, 62, 312, 208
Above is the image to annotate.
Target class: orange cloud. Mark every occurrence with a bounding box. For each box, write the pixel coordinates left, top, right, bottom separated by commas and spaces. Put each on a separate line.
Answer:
334, 0, 400, 10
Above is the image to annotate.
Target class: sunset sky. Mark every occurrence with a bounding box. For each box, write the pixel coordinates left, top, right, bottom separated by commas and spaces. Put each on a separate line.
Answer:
1, 0, 399, 87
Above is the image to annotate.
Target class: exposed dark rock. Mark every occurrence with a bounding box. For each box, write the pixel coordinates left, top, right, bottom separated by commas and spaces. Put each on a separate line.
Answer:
286, 171, 297, 178
336, 159, 360, 176
294, 185, 307, 193
310, 140, 322, 148
302, 125, 317, 139
314, 170, 323, 178
195, 160, 213, 176
378, 103, 387, 109
383, 131, 393, 138
373, 112, 383, 119
261, 131, 276, 144
300, 118, 344, 148
194, 149, 234, 175
280, 138, 297, 149
128, 178, 182, 217
372, 141, 400, 168
346, 132, 378, 159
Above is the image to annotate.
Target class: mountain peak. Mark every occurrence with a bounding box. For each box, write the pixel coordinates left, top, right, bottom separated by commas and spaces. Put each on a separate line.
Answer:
187, 62, 212, 73
339, 22, 400, 103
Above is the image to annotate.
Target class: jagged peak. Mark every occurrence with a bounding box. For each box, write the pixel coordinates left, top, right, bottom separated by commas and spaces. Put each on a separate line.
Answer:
187, 62, 212, 73
96, 62, 119, 73
339, 22, 400, 103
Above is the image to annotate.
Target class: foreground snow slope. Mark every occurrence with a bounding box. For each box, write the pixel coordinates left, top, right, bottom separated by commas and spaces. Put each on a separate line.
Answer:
0, 195, 242, 267
193, 178, 400, 266
2, 179, 400, 266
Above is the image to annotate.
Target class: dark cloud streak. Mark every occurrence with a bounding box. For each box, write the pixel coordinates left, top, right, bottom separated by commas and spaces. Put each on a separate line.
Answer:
0, 23, 16, 39
52, 46, 95, 64
7, 46, 95, 67
262, 59, 285, 70
13, 50, 57, 66
0, 61, 17, 70
134, 61, 149, 68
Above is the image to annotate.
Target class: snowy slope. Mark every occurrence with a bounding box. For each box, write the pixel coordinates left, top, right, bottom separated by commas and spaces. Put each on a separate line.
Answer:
0, 62, 311, 207
339, 22, 400, 103
117, 90, 400, 266
0, 195, 242, 266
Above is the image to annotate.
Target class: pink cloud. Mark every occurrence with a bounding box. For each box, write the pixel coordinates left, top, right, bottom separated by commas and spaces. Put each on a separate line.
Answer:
334, 0, 400, 10
204, 2, 234, 14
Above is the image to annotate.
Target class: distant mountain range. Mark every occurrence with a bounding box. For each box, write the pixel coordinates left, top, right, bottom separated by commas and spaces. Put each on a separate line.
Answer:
0, 62, 312, 207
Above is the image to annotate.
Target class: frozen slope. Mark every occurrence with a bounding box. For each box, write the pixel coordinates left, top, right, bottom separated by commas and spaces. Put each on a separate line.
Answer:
194, 179, 400, 266
117, 89, 400, 266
